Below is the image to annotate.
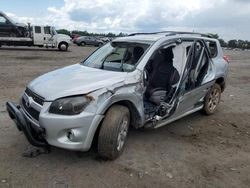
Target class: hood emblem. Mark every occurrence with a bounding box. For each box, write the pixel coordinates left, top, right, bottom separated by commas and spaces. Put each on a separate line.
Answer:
26, 97, 33, 107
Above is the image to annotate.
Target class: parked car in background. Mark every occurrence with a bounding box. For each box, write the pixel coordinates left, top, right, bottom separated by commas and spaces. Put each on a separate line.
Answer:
0, 11, 28, 37
99, 36, 112, 43
73, 36, 104, 47
70, 33, 80, 40
6, 31, 229, 160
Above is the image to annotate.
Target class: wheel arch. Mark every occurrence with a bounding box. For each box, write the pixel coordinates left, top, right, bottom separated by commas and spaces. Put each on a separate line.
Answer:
101, 100, 143, 128
90, 99, 143, 150
215, 77, 225, 92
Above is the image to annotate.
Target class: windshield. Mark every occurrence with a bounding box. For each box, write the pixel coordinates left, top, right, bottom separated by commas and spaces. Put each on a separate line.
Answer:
82, 42, 150, 72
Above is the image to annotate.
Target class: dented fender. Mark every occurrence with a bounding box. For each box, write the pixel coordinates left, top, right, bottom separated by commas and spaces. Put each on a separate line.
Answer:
86, 69, 145, 127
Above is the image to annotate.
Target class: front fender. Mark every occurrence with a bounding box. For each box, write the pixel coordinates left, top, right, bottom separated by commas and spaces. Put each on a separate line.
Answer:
96, 89, 145, 128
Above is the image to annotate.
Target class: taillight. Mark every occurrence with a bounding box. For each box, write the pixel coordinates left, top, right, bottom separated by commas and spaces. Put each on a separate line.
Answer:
223, 55, 230, 63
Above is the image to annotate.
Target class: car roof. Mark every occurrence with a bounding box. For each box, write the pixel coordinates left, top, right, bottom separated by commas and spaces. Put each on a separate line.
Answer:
113, 31, 217, 44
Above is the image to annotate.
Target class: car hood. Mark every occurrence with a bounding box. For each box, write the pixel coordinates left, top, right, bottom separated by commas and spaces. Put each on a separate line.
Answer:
15, 22, 27, 28
28, 64, 127, 100
57, 34, 71, 39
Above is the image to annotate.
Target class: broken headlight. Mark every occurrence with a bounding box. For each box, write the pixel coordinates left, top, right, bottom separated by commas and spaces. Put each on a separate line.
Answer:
49, 96, 91, 115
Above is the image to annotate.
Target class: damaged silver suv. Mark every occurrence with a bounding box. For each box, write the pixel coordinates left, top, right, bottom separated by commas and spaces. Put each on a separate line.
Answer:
7, 31, 229, 160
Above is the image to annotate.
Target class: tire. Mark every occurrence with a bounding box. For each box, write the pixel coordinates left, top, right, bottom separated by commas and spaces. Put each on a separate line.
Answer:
203, 83, 221, 115
98, 105, 130, 160
98, 42, 103, 47
80, 42, 86, 46
58, 42, 68, 51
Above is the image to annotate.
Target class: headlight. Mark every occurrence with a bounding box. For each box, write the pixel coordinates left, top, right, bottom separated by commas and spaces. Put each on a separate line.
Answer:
49, 96, 92, 115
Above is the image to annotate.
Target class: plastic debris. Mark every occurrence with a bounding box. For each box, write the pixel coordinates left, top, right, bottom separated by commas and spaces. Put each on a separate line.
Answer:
166, 172, 173, 179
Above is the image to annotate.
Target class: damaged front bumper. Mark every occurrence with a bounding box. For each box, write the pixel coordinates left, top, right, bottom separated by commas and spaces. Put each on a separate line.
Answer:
6, 101, 104, 151
6, 102, 48, 147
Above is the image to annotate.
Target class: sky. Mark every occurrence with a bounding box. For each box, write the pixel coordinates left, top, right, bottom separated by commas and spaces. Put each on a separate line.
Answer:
1, 0, 250, 41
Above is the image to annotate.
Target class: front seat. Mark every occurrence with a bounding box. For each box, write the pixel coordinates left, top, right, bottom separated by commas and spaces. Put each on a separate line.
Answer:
145, 47, 180, 105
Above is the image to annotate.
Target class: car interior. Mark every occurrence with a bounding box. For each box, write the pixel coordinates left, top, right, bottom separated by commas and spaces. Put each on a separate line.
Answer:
143, 45, 181, 119
182, 40, 210, 92
143, 40, 212, 120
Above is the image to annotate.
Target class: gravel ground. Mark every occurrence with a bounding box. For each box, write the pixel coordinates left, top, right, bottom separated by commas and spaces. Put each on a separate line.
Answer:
0, 46, 249, 188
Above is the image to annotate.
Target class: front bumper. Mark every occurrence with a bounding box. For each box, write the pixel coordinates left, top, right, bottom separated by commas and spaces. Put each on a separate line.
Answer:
6, 102, 48, 147
6, 101, 104, 151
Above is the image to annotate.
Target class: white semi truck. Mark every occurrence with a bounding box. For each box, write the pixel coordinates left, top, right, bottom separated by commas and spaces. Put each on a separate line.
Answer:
0, 25, 71, 51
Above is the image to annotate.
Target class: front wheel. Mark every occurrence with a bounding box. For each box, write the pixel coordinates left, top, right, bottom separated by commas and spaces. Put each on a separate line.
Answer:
98, 105, 130, 160
203, 83, 221, 115
58, 42, 68, 51
80, 42, 86, 46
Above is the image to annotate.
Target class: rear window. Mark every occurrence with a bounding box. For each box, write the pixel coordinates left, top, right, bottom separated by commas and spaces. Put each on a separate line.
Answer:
35, 26, 41, 34
206, 40, 218, 58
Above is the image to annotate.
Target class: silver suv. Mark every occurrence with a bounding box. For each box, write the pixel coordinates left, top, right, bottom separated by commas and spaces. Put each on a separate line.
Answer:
7, 31, 229, 160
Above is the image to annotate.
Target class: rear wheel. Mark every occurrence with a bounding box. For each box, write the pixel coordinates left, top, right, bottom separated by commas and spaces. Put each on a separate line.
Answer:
203, 83, 221, 115
98, 105, 130, 160
98, 42, 103, 47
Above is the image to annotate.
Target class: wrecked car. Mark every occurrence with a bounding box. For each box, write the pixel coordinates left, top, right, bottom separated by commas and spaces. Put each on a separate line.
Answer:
6, 31, 229, 160
0, 11, 28, 37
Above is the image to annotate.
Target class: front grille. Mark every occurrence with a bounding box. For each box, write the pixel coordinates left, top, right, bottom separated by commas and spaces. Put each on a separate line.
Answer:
25, 88, 45, 105
22, 97, 40, 121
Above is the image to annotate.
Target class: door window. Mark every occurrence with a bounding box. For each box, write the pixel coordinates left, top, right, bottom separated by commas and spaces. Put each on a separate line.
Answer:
206, 40, 218, 58
184, 40, 210, 91
34, 26, 41, 33
44, 26, 50, 34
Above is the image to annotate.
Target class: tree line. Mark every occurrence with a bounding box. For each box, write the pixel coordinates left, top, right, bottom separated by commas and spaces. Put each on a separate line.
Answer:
57, 29, 250, 49
206, 34, 250, 49
56, 29, 127, 38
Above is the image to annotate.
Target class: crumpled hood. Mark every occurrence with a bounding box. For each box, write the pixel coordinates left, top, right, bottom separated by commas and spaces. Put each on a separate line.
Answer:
15, 22, 27, 28
28, 64, 127, 100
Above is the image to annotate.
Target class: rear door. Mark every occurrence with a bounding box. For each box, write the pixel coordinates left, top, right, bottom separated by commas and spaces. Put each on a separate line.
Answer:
174, 39, 215, 115
89, 37, 96, 45
85, 37, 91, 45
33, 26, 44, 45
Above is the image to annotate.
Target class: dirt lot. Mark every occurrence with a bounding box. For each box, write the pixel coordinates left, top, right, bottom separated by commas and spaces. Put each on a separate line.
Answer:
0, 45, 249, 188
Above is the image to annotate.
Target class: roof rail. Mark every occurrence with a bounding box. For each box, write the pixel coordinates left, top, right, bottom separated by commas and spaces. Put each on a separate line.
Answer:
128, 31, 213, 38
128, 31, 170, 36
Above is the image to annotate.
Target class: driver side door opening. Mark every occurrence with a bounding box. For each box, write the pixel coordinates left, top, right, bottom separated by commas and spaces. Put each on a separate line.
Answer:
142, 39, 214, 125
143, 41, 185, 121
